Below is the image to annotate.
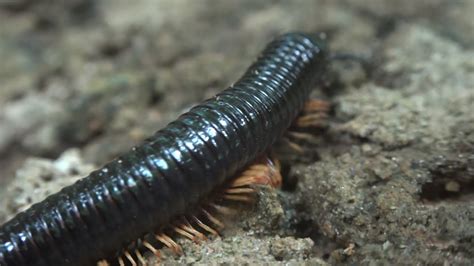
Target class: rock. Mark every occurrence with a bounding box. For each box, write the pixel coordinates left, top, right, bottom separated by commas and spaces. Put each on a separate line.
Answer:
1, 0, 473, 264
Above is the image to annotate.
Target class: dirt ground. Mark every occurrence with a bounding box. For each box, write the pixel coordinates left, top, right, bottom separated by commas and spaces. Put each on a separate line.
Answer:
0, 0, 472, 265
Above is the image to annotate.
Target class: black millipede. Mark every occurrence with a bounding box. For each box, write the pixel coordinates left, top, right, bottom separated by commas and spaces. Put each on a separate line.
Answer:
0, 32, 329, 266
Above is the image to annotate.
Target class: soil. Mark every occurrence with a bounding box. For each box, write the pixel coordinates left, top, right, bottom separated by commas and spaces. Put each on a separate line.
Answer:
0, 0, 472, 264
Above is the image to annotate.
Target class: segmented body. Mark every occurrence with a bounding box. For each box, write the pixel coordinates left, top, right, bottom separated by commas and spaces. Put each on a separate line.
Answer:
0, 33, 328, 266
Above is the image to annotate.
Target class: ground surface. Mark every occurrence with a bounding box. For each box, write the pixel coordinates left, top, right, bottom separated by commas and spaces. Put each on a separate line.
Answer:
0, 0, 473, 265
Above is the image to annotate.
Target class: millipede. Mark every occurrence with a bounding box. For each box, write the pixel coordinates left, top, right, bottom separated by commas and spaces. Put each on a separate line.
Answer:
0, 32, 329, 266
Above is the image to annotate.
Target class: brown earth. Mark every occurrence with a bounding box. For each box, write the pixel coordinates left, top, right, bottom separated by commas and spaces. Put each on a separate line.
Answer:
0, 0, 472, 264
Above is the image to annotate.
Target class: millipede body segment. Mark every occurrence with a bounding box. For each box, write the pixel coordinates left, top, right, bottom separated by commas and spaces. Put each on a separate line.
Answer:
0, 32, 328, 266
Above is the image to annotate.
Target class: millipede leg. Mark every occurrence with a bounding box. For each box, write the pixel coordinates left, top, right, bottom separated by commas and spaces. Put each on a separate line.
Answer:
118, 256, 125, 266
224, 187, 256, 202
277, 99, 331, 156
134, 249, 147, 265
225, 187, 255, 194
295, 113, 328, 127
303, 99, 331, 113
201, 208, 225, 229
124, 251, 137, 266
143, 241, 161, 260
278, 137, 305, 154
181, 217, 208, 241
268, 156, 282, 187
97, 259, 110, 266
294, 99, 330, 128
231, 176, 259, 187
192, 215, 220, 236
231, 155, 282, 188
173, 225, 196, 241
209, 203, 237, 215
156, 233, 183, 255
223, 194, 254, 202
286, 131, 320, 141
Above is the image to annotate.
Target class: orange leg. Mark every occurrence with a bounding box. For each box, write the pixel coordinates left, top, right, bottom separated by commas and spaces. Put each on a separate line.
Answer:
294, 99, 330, 128
156, 233, 183, 255
124, 251, 137, 266
98, 153, 284, 265
231, 155, 282, 188
192, 215, 220, 237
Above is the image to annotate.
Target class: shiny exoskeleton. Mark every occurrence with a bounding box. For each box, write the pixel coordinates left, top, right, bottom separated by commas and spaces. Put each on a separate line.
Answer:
0, 32, 328, 266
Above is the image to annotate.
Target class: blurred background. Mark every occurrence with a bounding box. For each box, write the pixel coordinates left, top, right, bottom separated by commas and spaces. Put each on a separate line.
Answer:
0, 0, 473, 264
